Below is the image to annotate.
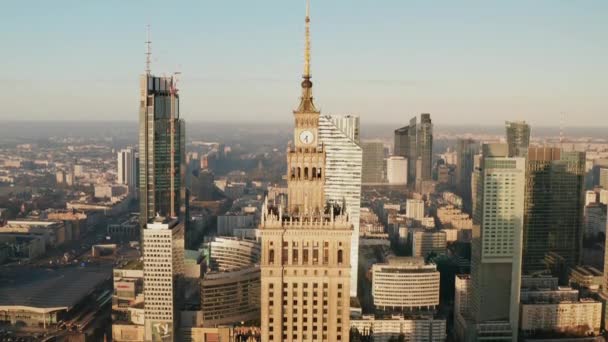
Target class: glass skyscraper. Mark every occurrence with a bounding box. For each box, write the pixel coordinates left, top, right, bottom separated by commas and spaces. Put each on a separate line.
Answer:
522, 147, 585, 272
362, 141, 385, 184
417, 113, 433, 181
394, 125, 409, 158
395, 114, 433, 186
456, 138, 479, 213
505, 121, 530, 158
407, 117, 418, 184
138, 74, 186, 231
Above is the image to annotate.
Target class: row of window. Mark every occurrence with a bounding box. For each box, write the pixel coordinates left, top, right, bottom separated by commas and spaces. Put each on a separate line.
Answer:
290, 166, 323, 180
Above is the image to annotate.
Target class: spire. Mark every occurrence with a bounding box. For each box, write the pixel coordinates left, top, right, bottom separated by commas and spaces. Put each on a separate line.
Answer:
304, 0, 311, 78
296, 0, 318, 113
145, 25, 151, 75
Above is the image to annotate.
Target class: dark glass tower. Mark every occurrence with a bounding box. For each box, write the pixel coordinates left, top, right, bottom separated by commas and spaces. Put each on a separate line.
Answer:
397, 114, 433, 186
394, 125, 409, 158
522, 147, 585, 273
417, 113, 433, 181
407, 117, 418, 184
505, 121, 530, 157
138, 74, 186, 231
456, 138, 479, 213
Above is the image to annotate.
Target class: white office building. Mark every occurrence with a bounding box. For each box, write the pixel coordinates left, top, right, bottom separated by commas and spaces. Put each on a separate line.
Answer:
386, 156, 408, 185
117, 148, 137, 192
586, 190, 597, 206
599, 189, 608, 205
142, 217, 185, 341
600, 168, 608, 189
469, 143, 525, 340
406, 199, 425, 220
318, 114, 363, 297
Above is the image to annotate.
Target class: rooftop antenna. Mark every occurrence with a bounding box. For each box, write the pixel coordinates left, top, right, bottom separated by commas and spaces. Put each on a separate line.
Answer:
559, 112, 564, 148
145, 25, 152, 74
304, 0, 311, 78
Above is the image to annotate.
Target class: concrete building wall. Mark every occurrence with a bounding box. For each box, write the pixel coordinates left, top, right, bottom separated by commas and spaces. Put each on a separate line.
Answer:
351, 316, 446, 342
387, 156, 408, 185
520, 301, 602, 333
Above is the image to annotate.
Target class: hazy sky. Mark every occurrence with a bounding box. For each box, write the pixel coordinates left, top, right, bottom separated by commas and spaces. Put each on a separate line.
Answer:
1, 0, 606, 127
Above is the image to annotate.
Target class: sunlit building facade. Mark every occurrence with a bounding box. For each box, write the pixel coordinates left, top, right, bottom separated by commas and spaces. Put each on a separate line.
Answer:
318, 114, 362, 297
142, 218, 185, 341
469, 143, 525, 339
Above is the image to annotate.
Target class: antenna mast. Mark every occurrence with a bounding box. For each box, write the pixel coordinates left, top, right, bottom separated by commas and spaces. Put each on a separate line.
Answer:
145, 25, 152, 74
559, 112, 564, 148
304, 0, 311, 78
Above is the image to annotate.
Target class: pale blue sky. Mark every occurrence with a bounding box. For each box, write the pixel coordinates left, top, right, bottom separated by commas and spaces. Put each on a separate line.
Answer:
1, 0, 606, 126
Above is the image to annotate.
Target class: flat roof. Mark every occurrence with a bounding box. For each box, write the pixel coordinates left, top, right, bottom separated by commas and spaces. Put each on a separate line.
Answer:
117, 259, 143, 270
0, 266, 110, 314
146, 216, 179, 229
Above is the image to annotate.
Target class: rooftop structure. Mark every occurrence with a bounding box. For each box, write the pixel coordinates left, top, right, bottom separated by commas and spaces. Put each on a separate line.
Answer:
0, 267, 110, 327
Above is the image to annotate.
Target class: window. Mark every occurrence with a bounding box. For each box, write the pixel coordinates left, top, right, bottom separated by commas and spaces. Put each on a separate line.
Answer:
293, 249, 299, 264
282, 242, 288, 264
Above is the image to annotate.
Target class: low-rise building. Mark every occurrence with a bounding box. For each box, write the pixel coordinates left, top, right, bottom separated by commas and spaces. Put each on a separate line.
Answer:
200, 237, 260, 327
442, 228, 458, 242
436, 205, 473, 230
46, 210, 87, 241
108, 215, 139, 241
111, 260, 145, 341
67, 195, 130, 217
569, 265, 603, 292
520, 274, 602, 337
411, 229, 446, 257
350, 314, 446, 342
372, 257, 439, 312
405, 199, 424, 220
94, 184, 128, 200
0, 234, 45, 260
520, 299, 602, 335
0, 267, 110, 328
0, 220, 66, 246
217, 213, 255, 236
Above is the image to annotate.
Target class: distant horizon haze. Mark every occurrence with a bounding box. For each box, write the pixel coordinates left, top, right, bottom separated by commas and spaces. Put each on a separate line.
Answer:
1, 0, 606, 126
0, 121, 605, 143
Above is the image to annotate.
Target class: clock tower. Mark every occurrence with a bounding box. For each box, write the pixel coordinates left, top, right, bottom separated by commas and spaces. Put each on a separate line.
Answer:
287, 0, 324, 214
260, 2, 353, 341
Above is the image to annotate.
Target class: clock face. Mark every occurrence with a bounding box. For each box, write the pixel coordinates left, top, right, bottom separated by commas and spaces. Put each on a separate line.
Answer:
299, 130, 314, 145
